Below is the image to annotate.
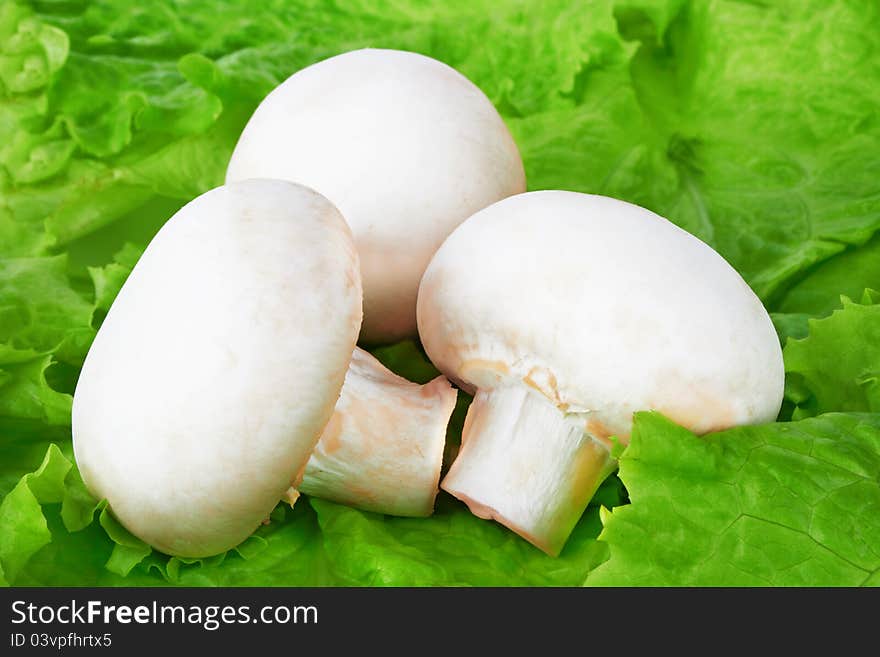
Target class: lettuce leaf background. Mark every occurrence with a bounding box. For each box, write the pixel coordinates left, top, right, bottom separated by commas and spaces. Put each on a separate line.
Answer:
1, 0, 879, 586
587, 412, 880, 586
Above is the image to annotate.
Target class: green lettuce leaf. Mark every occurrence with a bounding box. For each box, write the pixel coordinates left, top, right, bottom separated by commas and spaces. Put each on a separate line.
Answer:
0, 255, 94, 425
87, 242, 143, 314
2, 436, 623, 586
2, 0, 880, 587
519, 0, 880, 303
783, 291, 880, 419
10, 0, 875, 299
0, 441, 335, 586
311, 477, 625, 586
776, 235, 880, 318
587, 412, 880, 586
0, 255, 93, 358
0, 443, 98, 582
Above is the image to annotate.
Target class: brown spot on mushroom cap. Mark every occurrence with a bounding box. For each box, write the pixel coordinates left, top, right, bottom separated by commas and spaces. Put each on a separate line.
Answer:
585, 417, 613, 441
650, 376, 739, 434
522, 367, 566, 409
460, 358, 509, 376
457, 358, 510, 392
584, 417, 631, 450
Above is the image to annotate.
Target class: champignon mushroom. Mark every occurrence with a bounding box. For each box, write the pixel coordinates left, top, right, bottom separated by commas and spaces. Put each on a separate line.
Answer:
72, 180, 362, 558
296, 347, 457, 517
225, 48, 526, 343
417, 191, 784, 556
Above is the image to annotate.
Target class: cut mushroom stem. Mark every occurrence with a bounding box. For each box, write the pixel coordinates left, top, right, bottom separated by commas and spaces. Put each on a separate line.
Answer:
441, 385, 617, 556
296, 347, 457, 517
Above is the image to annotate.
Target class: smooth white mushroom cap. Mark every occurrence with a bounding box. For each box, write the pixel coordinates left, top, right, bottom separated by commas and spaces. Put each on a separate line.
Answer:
225, 48, 526, 343
72, 180, 362, 558
418, 191, 784, 438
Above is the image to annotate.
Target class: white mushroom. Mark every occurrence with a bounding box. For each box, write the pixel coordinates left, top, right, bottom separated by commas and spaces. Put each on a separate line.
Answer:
72, 180, 362, 558
297, 347, 457, 517
417, 191, 784, 556
226, 48, 525, 343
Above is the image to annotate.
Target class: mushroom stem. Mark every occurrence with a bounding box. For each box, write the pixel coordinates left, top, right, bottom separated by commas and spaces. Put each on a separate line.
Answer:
296, 348, 457, 517
441, 385, 617, 556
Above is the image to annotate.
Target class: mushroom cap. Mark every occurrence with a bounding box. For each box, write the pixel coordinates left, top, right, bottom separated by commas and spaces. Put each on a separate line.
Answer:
72, 180, 362, 557
225, 48, 525, 343
417, 191, 784, 436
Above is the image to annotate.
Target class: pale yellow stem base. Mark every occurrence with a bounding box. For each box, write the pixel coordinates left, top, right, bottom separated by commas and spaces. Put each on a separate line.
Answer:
298, 348, 457, 517
442, 385, 616, 556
